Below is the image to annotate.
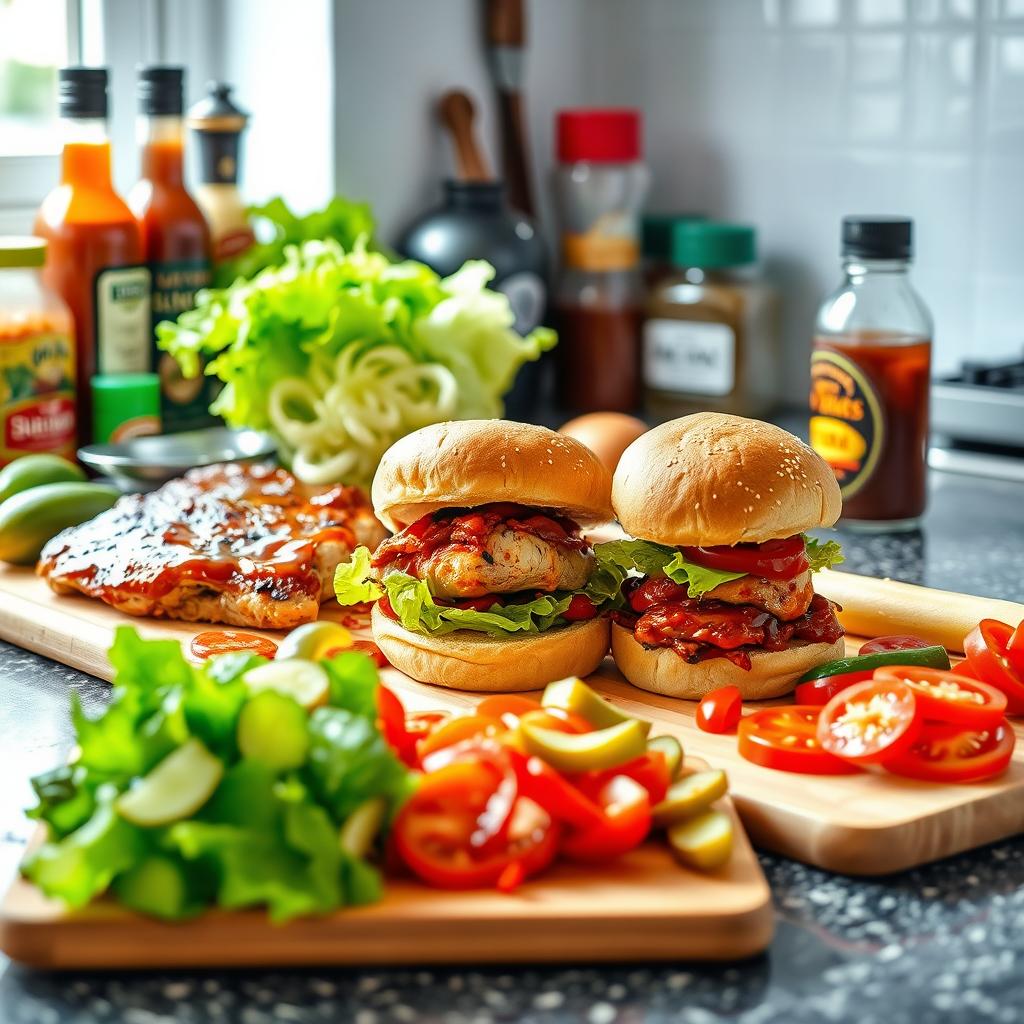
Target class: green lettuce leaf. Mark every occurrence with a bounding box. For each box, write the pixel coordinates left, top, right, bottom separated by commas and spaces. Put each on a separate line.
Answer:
804, 534, 845, 573
322, 651, 380, 719
333, 546, 382, 605
592, 539, 745, 599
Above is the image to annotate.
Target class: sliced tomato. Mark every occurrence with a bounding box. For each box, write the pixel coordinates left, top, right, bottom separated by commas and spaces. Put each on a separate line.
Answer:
562, 594, 598, 621
393, 760, 560, 889
191, 630, 278, 660
416, 713, 506, 759
738, 706, 861, 775
349, 639, 389, 668
817, 679, 921, 766
509, 752, 606, 830
476, 695, 544, 730
377, 685, 419, 766
964, 620, 1024, 715
696, 685, 743, 733
561, 775, 652, 862
681, 535, 809, 581
572, 751, 672, 806
1008, 623, 1024, 675
859, 635, 931, 655
873, 666, 1007, 730
794, 670, 874, 706
884, 719, 1016, 783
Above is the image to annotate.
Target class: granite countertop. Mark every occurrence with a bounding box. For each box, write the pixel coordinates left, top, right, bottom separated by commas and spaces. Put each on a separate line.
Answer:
1, 466, 1023, 1024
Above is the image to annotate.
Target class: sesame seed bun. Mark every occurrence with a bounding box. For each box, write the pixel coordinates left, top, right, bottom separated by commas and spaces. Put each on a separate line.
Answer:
611, 623, 845, 700
372, 603, 611, 692
372, 420, 614, 532
612, 413, 841, 546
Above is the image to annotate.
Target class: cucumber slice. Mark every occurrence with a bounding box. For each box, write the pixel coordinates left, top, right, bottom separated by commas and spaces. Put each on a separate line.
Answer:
113, 855, 194, 920
668, 809, 734, 871
242, 658, 329, 710
276, 621, 353, 662
647, 735, 684, 781
519, 718, 648, 773
116, 739, 223, 827
652, 769, 728, 828
796, 645, 950, 684
542, 677, 651, 735
237, 690, 309, 770
338, 797, 387, 858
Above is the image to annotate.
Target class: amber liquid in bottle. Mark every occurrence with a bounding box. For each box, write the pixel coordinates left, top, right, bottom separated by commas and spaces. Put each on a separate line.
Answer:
35, 123, 147, 444
811, 331, 931, 524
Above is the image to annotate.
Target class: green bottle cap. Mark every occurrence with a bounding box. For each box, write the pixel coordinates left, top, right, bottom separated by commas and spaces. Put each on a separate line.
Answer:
668, 221, 757, 269
641, 214, 705, 263
92, 374, 162, 444
0, 236, 47, 269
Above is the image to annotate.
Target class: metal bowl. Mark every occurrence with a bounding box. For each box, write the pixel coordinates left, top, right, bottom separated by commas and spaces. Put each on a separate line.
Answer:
78, 427, 278, 492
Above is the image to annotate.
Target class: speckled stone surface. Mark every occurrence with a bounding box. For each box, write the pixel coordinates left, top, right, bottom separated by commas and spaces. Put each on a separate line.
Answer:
1, 462, 1022, 1023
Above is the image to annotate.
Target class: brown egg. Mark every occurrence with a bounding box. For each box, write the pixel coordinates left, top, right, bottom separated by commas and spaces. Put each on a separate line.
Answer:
558, 413, 648, 473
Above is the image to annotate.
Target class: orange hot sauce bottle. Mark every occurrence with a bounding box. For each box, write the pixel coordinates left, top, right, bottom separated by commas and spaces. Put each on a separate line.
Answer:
34, 68, 150, 445
129, 67, 214, 434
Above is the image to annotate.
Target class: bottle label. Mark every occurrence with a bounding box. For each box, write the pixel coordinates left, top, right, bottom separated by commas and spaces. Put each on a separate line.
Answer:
150, 259, 220, 434
642, 319, 735, 397
0, 332, 76, 465
809, 348, 885, 498
495, 272, 547, 336
94, 266, 152, 374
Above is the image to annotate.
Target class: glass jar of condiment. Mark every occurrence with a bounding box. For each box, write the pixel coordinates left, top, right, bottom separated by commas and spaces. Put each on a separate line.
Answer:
552, 109, 649, 413
811, 216, 932, 530
0, 237, 76, 466
642, 220, 779, 420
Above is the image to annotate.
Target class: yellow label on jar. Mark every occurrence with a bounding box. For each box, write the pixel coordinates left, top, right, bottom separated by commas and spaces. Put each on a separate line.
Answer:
809, 349, 884, 499
0, 331, 76, 465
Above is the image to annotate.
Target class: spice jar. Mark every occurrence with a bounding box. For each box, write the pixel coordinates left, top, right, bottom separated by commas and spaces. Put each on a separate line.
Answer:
553, 109, 649, 413
642, 220, 779, 420
0, 237, 76, 466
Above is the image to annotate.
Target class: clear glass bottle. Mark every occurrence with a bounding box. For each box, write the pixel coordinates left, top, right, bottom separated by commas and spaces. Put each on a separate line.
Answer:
552, 109, 649, 413
643, 220, 779, 420
810, 217, 933, 530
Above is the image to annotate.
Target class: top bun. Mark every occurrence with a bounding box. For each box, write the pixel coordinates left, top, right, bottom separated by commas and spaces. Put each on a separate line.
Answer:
612, 413, 841, 546
373, 420, 614, 531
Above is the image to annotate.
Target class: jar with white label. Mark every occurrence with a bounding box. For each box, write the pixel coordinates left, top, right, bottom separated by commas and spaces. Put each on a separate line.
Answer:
642, 220, 779, 420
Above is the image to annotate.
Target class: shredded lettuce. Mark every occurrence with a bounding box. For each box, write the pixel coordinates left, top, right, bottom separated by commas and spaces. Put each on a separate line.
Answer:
333, 546, 383, 605
592, 539, 746, 599
23, 627, 413, 921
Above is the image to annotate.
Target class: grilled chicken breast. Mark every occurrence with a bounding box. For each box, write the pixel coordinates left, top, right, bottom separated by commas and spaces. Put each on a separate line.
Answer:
703, 570, 814, 622
38, 463, 386, 629
383, 525, 595, 599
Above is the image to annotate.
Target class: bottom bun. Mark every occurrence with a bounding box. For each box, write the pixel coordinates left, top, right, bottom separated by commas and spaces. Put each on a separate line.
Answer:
611, 623, 846, 701
372, 603, 611, 692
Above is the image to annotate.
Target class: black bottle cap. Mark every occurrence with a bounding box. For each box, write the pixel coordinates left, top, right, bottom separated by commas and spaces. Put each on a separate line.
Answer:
187, 82, 248, 132
137, 66, 184, 116
842, 216, 913, 259
59, 67, 108, 119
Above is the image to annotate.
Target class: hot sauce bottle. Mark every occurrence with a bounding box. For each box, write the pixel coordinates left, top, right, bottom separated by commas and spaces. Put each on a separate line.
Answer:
35, 68, 150, 445
129, 66, 214, 434
810, 217, 932, 530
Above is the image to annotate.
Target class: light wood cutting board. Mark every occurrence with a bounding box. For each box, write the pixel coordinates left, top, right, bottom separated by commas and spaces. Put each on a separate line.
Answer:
0, 566, 1022, 877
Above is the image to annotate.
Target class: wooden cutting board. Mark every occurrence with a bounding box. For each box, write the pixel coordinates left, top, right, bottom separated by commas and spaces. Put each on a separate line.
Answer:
0, 761, 770, 969
1, 566, 1023, 877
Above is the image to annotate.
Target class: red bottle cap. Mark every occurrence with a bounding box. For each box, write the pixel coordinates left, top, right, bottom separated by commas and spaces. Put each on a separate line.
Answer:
556, 109, 642, 163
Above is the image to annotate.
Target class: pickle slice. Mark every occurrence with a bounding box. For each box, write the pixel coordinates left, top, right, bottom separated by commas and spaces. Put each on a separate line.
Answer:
339, 797, 388, 858
237, 690, 310, 770
652, 769, 728, 828
116, 739, 223, 827
276, 621, 353, 662
519, 718, 647, 773
242, 658, 330, 710
542, 677, 652, 736
647, 735, 684, 781
668, 809, 734, 871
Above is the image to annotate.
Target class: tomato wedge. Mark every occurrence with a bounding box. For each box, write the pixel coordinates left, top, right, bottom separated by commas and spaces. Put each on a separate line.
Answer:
476, 694, 543, 728
1008, 623, 1024, 675
681, 535, 809, 580
349, 639, 389, 668
392, 761, 560, 889
377, 685, 420, 766
859, 635, 930, 655
883, 719, 1016, 784
190, 630, 278, 661
561, 775, 652, 862
817, 679, 921, 766
696, 686, 743, 733
572, 751, 672, 806
510, 753, 607, 831
964, 620, 1024, 714
737, 706, 860, 775
416, 714, 505, 759
794, 670, 873, 706
873, 666, 1007, 730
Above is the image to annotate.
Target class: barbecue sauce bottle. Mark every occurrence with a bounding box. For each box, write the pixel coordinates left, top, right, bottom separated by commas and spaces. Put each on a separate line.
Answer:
810, 217, 932, 530
129, 66, 215, 434
35, 68, 150, 445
